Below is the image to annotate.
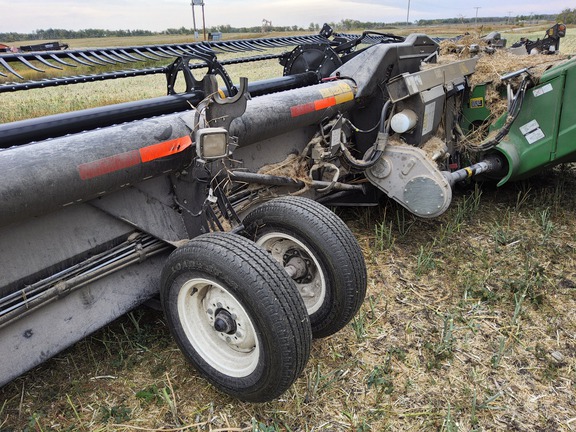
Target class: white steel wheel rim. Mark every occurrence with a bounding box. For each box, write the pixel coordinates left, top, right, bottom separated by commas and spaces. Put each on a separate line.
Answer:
257, 232, 326, 315
177, 278, 259, 378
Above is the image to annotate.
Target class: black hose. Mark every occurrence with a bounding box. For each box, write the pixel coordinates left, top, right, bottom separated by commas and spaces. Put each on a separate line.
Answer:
340, 100, 392, 170
476, 77, 530, 151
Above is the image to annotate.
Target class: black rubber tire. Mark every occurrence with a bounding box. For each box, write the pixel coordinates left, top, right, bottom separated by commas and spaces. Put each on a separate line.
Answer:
242, 196, 367, 338
160, 232, 312, 402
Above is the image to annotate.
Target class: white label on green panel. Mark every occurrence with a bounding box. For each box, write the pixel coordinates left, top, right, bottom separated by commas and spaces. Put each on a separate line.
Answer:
525, 128, 545, 144
533, 83, 553, 97
520, 119, 539, 135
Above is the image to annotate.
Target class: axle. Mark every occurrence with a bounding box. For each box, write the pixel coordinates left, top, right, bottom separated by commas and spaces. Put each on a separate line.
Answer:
444, 155, 506, 186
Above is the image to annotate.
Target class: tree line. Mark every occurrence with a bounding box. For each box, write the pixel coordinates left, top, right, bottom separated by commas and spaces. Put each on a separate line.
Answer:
415, 13, 558, 26
557, 8, 576, 24
0, 13, 571, 43
0, 28, 157, 43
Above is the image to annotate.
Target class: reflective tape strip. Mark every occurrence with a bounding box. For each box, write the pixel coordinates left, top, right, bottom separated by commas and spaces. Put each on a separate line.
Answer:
139, 136, 192, 162
78, 150, 141, 180
290, 82, 354, 118
319, 82, 353, 98
314, 96, 336, 111
78, 135, 192, 180
334, 91, 354, 104
290, 102, 316, 117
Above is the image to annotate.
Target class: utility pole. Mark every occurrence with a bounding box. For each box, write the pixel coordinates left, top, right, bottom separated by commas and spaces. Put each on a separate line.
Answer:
473, 6, 481, 26
191, 1, 198, 39
191, 0, 206, 40
202, 1, 206, 41
406, 0, 411, 27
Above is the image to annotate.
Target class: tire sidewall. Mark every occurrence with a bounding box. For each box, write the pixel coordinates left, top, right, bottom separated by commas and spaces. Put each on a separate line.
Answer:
241, 197, 367, 338
162, 259, 283, 400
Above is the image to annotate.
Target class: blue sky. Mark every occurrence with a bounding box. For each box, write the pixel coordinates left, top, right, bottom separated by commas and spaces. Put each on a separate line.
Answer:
0, 0, 570, 33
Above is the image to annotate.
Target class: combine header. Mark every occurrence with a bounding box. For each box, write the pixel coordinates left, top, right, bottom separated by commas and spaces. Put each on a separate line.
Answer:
1, 24, 574, 401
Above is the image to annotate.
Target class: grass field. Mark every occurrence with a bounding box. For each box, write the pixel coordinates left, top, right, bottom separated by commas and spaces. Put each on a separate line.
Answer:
0, 25, 575, 431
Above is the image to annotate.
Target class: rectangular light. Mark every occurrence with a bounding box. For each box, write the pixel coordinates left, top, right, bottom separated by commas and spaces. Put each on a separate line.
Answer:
195, 127, 229, 160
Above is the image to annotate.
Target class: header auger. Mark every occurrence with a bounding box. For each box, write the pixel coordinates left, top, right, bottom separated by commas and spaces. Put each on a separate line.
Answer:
0, 23, 574, 401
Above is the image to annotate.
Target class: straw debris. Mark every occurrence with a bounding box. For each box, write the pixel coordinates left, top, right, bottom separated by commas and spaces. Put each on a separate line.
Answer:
436, 36, 570, 124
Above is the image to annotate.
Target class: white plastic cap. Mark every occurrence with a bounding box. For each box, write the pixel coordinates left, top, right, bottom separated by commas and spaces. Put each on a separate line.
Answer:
390, 109, 418, 133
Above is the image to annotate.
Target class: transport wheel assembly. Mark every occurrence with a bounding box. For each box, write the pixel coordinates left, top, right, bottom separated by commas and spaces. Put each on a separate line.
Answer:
160, 232, 312, 402
242, 196, 367, 338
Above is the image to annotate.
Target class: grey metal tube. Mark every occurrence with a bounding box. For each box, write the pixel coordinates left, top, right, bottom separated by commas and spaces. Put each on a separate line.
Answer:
311, 181, 364, 192
0, 77, 358, 228
0, 112, 195, 227
230, 171, 364, 192
230, 79, 357, 146
443, 155, 505, 187
230, 171, 305, 187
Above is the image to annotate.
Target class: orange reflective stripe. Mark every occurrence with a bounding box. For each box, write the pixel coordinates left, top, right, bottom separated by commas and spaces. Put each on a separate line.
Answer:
78, 136, 192, 180
291, 102, 316, 117
314, 96, 336, 111
290, 82, 355, 118
78, 150, 141, 180
139, 136, 192, 162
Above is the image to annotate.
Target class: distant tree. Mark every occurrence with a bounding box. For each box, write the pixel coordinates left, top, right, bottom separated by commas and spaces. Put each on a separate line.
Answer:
165, 27, 190, 35
557, 8, 575, 24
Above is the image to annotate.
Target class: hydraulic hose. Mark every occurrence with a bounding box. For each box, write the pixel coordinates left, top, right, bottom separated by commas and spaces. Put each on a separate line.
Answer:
340, 100, 392, 170
476, 77, 530, 151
